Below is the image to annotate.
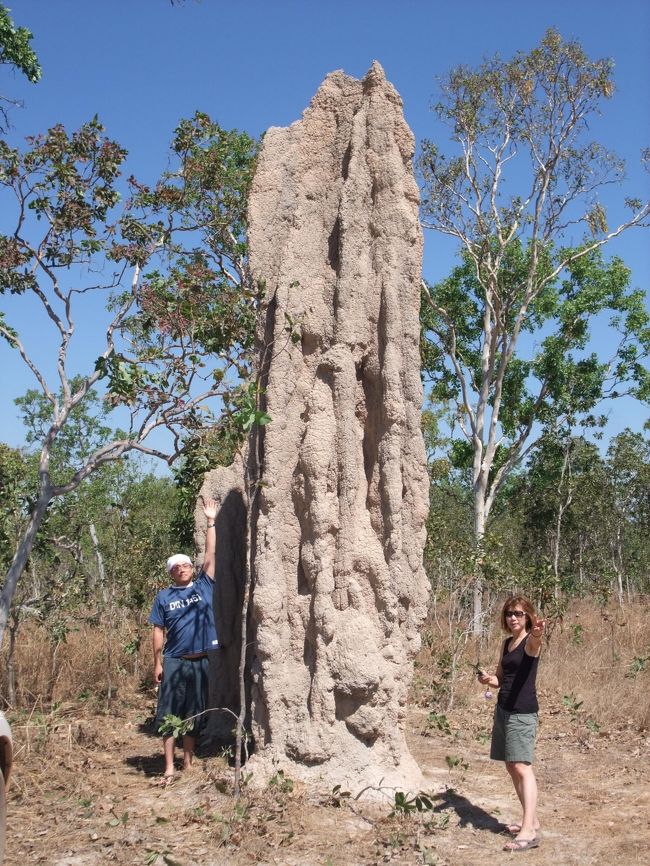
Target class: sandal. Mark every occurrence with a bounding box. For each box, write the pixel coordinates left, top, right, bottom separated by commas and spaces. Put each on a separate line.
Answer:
502, 823, 541, 837
503, 837, 539, 851
157, 773, 175, 788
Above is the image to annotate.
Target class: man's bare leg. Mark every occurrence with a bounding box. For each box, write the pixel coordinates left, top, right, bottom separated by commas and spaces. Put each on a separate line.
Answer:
159, 735, 176, 785
183, 735, 196, 770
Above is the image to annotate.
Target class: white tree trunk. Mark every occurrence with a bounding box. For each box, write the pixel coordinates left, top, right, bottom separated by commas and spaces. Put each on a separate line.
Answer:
613, 526, 624, 607
0, 492, 51, 648
88, 522, 106, 601
472, 488, 487, 635
552, 446, 573, 600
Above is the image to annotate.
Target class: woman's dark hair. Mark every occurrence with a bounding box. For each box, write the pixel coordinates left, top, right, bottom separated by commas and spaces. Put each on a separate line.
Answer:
500, 596, 536, 632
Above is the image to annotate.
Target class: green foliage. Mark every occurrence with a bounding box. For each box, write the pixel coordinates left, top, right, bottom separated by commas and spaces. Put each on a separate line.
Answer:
422, 243, 648, 447
145, 851, 182, 866
0, 111, 262, 639
229, 383, 272, 433
171, 379, 271, 547
562, 693, 584, 719
0, 2, 41, 132
420, 846, 439, 865
15, 384, 113, 486
626, 653, 649, 678
569, 624, 584, 647
268, 769, 294, 793
0, 443, 38, 570
389, 790, 435, 817
503, 430, 650, 604
171, 427, 239, 548
424, 711, 451, 737
1, 431, 181, 653
418, 30, 649, 627
0, 4, 41, 82
158, 713, 193, 739
105, 473, 180, 611
107, 809, 129, 828
424, 411, 649, 620
118, 112, 260, 393
444, 755, 469, 772
0, 110, 259, 441
420, 29, 629, 246
326, 784, 351, 808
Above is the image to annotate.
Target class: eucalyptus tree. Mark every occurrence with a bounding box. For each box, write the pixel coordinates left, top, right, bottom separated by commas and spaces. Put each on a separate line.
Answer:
419, 29, 650, 627
0, 113, 258, 646
604, 431, 650, 600
0, 3, 41, 131
0, 443, 36, 574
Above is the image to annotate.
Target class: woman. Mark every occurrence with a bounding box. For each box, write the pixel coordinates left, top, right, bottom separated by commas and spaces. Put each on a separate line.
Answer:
478, 596, 546, 852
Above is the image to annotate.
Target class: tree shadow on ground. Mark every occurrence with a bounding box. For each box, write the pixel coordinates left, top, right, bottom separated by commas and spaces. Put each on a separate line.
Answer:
433, 789, 506, 833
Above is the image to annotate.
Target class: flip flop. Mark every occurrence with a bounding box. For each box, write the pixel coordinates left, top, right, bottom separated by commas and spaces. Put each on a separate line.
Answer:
503, 837, 539, 852
157, 773, 175, 788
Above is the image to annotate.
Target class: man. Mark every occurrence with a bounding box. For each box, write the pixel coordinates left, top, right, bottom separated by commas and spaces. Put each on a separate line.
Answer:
149, 497, 218, 786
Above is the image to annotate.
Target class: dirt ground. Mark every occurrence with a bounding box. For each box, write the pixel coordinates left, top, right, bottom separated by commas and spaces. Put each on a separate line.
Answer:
5, 685, 649, 866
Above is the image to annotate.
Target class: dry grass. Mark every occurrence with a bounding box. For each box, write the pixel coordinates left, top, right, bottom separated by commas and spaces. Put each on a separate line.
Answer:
1, 618, 149, 713
3, 600, 650, 866
539, 600, 650, 730
413, 597, 650, 732
2, 598, 649, 731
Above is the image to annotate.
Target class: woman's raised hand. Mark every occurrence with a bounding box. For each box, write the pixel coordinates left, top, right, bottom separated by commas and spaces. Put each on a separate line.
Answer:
530, 617, 546, 639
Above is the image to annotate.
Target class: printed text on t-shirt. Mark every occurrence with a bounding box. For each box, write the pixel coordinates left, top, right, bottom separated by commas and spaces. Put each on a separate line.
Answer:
168, 593, 200, 611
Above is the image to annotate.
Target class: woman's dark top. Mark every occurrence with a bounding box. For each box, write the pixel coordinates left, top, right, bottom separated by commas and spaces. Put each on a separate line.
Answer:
497, 633, 539, 713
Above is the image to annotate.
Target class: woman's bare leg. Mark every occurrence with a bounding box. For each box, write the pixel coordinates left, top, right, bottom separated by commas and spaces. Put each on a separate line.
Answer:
506, 761, 540, 836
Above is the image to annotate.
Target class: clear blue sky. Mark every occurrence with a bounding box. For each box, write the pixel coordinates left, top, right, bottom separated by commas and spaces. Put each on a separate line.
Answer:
1, 0, 649, 450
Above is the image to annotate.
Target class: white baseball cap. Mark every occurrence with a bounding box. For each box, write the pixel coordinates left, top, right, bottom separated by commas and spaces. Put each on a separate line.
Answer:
166, 553, 193, 573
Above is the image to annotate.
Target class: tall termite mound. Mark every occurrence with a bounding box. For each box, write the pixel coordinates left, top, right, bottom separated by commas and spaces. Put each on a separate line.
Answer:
198, 62, 430, 792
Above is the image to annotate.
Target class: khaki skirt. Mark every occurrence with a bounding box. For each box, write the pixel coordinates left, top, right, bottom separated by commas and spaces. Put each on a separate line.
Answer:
490, 704, 538, 764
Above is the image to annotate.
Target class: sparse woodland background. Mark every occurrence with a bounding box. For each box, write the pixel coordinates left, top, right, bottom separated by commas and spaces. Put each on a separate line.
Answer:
1, 13, 649, 737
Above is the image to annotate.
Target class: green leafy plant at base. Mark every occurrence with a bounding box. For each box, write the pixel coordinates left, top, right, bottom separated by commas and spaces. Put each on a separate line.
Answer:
123, 636, 141, 656
424, 812, 451, 832
445, 755, 469, 772
145, 851, 182, 866
626, 653, 649, 677
389, 790, 435, 817
328, 784, 351, 808
268, 769, 294, 793
562, 693, 584, 719
210, 800, 252, 847
569, 624, 585, 646
107, 809, 129, 828
424, 711, 451, 737
239, 771, 253, 790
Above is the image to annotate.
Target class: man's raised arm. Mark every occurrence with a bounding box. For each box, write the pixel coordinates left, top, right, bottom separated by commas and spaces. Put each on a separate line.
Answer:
201, 497, 218, 580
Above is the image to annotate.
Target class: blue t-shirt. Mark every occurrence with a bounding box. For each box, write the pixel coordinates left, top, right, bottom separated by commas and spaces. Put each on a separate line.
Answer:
148, 569, 218, 657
